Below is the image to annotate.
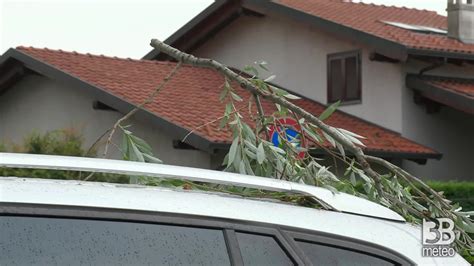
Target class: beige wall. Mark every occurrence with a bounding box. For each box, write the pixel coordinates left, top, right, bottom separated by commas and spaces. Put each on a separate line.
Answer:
0, 75, 212, 168
194, 14, 404, 132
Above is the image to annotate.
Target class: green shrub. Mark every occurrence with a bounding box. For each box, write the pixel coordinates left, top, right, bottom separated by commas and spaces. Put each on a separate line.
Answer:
427, 181, 474, 211
0, 129, 128, 183
21, 128, 86, 156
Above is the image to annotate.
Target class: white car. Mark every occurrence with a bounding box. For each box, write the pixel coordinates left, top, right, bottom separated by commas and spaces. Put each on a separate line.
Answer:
0, 153, 469, 265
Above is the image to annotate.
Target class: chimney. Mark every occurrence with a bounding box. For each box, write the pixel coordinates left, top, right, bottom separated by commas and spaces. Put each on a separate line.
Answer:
447, 0, 474, 44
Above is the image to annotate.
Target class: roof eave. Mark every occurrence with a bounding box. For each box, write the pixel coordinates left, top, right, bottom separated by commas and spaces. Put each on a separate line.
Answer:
406, 74, 474, 115
142, 0, 242, 60
210, 143, 441, 163
407, 48, 474, 62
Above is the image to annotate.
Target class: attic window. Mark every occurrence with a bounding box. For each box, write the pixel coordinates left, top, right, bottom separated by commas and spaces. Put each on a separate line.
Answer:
382, 21, 447, 35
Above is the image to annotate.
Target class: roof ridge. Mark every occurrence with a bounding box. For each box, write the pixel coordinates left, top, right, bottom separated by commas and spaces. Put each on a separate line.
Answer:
15, 46, 199, 68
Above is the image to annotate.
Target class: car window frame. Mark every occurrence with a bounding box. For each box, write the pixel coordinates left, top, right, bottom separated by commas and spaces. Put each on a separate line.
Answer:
282, 229, 413, 266
0, 202, 413, 266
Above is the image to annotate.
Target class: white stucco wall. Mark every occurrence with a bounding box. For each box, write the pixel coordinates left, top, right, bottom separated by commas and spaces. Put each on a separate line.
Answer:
0, 75, 212, 168
194, 14, 404, 132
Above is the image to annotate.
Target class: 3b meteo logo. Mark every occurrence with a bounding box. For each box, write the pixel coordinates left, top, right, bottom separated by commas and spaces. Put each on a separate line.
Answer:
422, 218, 456, 257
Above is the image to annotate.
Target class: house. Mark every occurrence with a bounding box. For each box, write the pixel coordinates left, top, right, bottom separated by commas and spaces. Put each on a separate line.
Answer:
0, 47, 436, 170
0, 0, 472, 180
143, 0, 474, 180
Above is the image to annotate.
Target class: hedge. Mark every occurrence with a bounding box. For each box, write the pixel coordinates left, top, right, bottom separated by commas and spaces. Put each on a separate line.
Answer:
427, 181, 474, 211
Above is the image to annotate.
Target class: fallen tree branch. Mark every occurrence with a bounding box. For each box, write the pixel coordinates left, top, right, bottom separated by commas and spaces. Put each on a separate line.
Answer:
150, 39, 384, 196
149, 39, 472, 253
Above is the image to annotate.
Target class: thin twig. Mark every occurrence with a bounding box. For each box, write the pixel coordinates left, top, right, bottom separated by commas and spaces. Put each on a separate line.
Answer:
102, 62, 182, 158
182, 105, 247, 142
83, 62, 182, 181
253, 93, 270, 140
83, 128, 111, 157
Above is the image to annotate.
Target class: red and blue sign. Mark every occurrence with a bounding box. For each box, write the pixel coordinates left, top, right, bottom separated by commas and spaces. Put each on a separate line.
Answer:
268, 117, 307, 158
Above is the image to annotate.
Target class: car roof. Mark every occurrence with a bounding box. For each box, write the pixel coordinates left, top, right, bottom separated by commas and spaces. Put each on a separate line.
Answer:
0, 152, 404, 221
0, 177, 468, 265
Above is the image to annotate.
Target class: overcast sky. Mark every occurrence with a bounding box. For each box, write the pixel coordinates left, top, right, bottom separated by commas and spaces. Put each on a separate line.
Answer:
0, 0, 447, 59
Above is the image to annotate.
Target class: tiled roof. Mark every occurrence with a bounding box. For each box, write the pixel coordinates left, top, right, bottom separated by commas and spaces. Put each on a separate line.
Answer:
15, 47, 438, 157
278, 0, 474, 55
426, 77, 474, 98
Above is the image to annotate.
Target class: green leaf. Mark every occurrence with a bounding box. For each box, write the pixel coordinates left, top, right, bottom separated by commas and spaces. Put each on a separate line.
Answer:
268, 144, 286, 154
336, 142, 346, 158
244, 148, 257, 159
319, 101, 340, 121
323, 184, 338, 195
233, 146, 242, 169
243, 139, 257, 151
244, 65, 259, 77
257, 61, 269, 71
242, 123, 256, 142
243, 157, 255, 175
230, 91, 243, 102
129, 135, 152, 154
219, 115, 229, 129
228, 138, 239, 165
143, 153, 162, 164
219, 87, 228, 101
350, 172, 357, 186
283, 93, 301, 100
303, 126, 323, 143
121, 133, 129, 160
239, 160, 246, 175
129, 140, 145, 162
257, 143, 265, 164
225, 103, 233, 116
337, 128, 366, 147
270, 86, 287, 96
264, 75, 276, 82
322, 132, 336, 147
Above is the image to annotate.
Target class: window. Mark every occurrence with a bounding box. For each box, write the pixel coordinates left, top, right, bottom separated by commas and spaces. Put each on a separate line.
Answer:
327, 50, 362, 104
296, 240, 396, 266
0, 216, 231, 265
236, 232, 294, 266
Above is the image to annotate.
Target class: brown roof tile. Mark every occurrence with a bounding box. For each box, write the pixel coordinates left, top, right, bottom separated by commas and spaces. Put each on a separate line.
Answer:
278, 0, 474, 55
16, 46, 438, 156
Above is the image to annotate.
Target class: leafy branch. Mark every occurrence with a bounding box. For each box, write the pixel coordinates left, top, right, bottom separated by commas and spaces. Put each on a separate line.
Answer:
150, 39, 473, 253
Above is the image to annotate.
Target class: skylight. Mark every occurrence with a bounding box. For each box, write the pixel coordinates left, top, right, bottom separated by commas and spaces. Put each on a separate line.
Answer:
382, 21, 447, 35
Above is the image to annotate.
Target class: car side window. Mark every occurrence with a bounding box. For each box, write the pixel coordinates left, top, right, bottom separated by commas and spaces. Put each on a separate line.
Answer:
236, 232, 294, 266
0, 216, 231, 266
296, 240, 395, 266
